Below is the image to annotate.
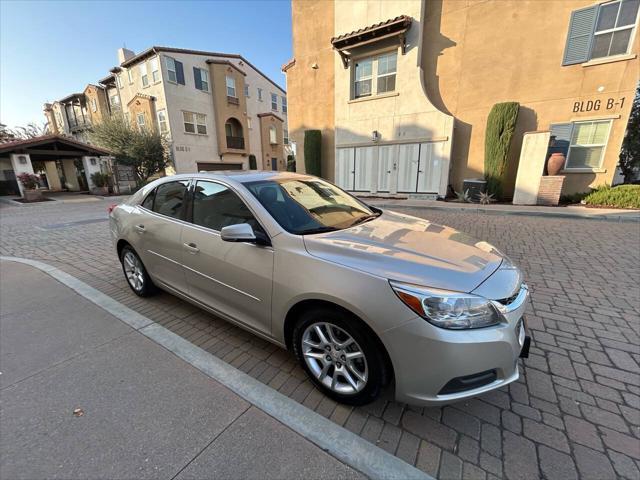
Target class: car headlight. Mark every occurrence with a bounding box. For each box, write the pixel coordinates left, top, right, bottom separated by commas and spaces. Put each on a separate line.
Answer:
389, 280, 503, 330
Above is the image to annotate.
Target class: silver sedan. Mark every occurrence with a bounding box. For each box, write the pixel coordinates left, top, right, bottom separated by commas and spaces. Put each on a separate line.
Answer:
110, 171, 530, 406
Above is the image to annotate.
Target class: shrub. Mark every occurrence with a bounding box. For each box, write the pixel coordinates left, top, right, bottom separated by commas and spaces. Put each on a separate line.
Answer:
559, 191, 590, 205
16, 172, 40, 190
90, 172, 108, 188
484, 102, 520, 198
248, 154, 257, 170
304, 130, 322, 176
287, 154, 296, 172
583, 185, 640, 209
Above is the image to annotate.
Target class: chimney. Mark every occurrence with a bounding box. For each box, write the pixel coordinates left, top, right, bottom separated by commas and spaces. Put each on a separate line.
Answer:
117, 48, 135, 64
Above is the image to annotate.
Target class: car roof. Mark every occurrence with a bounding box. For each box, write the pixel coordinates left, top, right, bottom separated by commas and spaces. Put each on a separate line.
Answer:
165, 170, 312, 185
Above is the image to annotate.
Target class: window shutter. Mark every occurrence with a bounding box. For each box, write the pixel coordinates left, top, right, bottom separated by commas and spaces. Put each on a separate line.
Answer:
562, 6, 598, 65
548, 123, 573, 156
193, 67, 202, 90
176, 60, 185, 85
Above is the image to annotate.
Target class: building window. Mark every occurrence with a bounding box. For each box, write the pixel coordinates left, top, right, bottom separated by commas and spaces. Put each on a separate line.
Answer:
271, 93, 278, 111
226, 75, 236, 97
194, 67, 209, 92
110, 94, 120, 107
281, 96, 287, 113
550, 120, 612, 170
157, 109, 168, 133
284, 126, 289, 144
165, 56, 177, 83
354, 58, 373, 98
269, 126, 277, 144
183, 111, 207, 135
150, 57, 160, 83
127, 69, 134, 84
258, 88, 263, 101
225, 118, 245, 149
353, 50, 397, 99
136, 113, 146, 130
563, 0, 639, 65
139, 62, 149, 87
91, 98, 97, 112
376, 52, 397, 93
592, 0, 639, 59
244, 83, 250, 97
116, 74, 122, 89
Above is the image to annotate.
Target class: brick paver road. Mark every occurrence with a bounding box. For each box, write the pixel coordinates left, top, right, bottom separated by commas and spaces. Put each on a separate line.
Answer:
1, 199, 638, 479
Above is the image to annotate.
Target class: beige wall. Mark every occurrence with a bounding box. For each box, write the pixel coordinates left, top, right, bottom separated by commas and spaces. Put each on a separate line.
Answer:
127, 95, 157, 131
424, 0, 639, 195
286, 0, 335, 179
84, 85, 110, 125
258, 114, 285, 170
209, 61, 250, 158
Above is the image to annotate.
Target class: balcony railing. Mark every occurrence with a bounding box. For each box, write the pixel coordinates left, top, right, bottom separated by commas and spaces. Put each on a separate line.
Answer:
226, 136, 245, 149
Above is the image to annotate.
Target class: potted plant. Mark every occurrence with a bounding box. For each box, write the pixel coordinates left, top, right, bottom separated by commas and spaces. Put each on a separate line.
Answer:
16, 172, 42, 202
90, 172, 109, 195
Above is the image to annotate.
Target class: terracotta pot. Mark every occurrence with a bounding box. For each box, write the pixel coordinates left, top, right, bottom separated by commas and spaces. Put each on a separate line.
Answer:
547, 153, 565, 176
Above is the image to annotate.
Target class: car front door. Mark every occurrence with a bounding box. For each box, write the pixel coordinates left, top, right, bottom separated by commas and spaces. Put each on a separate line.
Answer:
181, 180, 274, 335
135, 180, 190, 294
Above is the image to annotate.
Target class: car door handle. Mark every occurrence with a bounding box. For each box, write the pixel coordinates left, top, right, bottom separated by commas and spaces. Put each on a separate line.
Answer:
134, 224, 145, 233
183, 242, 199, 253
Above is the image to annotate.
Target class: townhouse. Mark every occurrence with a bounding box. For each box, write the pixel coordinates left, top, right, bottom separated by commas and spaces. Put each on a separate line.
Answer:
283, 0, 639, 197
44, 46, 290, 174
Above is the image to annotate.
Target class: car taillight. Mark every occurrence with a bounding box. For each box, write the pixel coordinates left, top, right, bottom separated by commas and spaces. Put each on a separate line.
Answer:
107, 204, 118, 214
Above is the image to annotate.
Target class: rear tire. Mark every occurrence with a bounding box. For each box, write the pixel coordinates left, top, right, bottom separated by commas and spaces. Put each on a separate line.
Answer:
292, 307, 388, 406
120, 246, 156, 297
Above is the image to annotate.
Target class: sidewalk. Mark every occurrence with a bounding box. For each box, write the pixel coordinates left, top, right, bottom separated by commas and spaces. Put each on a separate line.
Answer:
364, 198, 640, 222
0, 261, 365, 479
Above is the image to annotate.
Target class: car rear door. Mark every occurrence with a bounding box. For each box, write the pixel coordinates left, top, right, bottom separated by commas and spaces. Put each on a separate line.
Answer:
181, 179, 274, 335
136, 179, 190, 294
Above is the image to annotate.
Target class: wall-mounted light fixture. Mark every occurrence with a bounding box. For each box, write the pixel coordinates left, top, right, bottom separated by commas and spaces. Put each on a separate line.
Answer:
18, 156, 27, 165
371, 130, 381, 142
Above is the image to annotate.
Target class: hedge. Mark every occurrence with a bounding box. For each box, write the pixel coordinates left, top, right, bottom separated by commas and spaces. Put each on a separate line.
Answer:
484, 102, 520, 198
304, 130, 322, 176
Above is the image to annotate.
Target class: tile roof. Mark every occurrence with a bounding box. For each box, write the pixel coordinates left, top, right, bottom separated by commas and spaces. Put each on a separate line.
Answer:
331, 15, 412, 45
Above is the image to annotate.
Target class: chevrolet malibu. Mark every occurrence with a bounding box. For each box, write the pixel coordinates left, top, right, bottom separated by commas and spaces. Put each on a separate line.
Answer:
110, 171, 530, 406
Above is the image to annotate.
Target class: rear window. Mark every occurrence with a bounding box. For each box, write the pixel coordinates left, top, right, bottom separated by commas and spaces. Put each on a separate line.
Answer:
151, 181, 189, 219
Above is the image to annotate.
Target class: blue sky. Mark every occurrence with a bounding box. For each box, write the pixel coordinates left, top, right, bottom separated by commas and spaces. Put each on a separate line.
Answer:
0, 0, 292, 128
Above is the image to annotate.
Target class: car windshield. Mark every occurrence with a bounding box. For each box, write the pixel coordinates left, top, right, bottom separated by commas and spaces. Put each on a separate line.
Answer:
245, 177, 379, 234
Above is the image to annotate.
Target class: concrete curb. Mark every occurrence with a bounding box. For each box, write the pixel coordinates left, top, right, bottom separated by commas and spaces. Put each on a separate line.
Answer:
371, 202, 640, 223
0, 256, 433, 480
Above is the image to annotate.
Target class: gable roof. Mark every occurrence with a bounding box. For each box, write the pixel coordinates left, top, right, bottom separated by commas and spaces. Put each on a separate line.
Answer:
0, 135, 111, 156
117, 46, 285, 94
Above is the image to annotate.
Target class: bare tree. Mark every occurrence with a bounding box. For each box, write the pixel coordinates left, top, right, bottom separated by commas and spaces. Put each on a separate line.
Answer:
0, 122, 49, 143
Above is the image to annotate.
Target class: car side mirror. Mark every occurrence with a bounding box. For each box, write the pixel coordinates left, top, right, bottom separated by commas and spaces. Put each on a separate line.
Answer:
220, 223, 257, 243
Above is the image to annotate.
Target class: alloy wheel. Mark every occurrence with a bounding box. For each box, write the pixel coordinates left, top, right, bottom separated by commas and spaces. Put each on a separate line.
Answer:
301, 322, 368, 394
123, 251, 144, 292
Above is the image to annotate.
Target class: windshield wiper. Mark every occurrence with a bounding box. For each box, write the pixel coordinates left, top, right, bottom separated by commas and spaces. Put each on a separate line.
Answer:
299, 226, 339, 235
348, 213, 380, 228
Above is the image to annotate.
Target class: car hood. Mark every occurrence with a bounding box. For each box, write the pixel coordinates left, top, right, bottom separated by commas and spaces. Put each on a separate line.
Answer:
303, 210, 504, 293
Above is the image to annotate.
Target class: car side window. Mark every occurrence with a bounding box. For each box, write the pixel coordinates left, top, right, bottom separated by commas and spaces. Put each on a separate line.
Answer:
152, 181, 189, 219
192, 181, 260, 232
141, 189, 155, 210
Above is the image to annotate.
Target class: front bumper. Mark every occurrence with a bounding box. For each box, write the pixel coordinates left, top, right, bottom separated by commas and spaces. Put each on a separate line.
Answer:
383, 284, 529, 406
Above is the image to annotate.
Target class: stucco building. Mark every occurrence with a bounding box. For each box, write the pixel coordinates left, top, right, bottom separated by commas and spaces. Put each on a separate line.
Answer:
44, 46, 290, 173
283, 0, 639, 197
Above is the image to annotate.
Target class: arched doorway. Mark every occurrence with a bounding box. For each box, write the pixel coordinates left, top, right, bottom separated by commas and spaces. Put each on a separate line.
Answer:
225, 118, 244, 149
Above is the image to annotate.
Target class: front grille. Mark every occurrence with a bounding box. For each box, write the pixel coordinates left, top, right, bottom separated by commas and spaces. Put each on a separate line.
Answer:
438, 369, 497, 395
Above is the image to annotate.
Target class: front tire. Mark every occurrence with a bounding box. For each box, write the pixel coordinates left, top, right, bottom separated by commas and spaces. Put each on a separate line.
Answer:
292, 307, 388, 406
120, 246, 156, 297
